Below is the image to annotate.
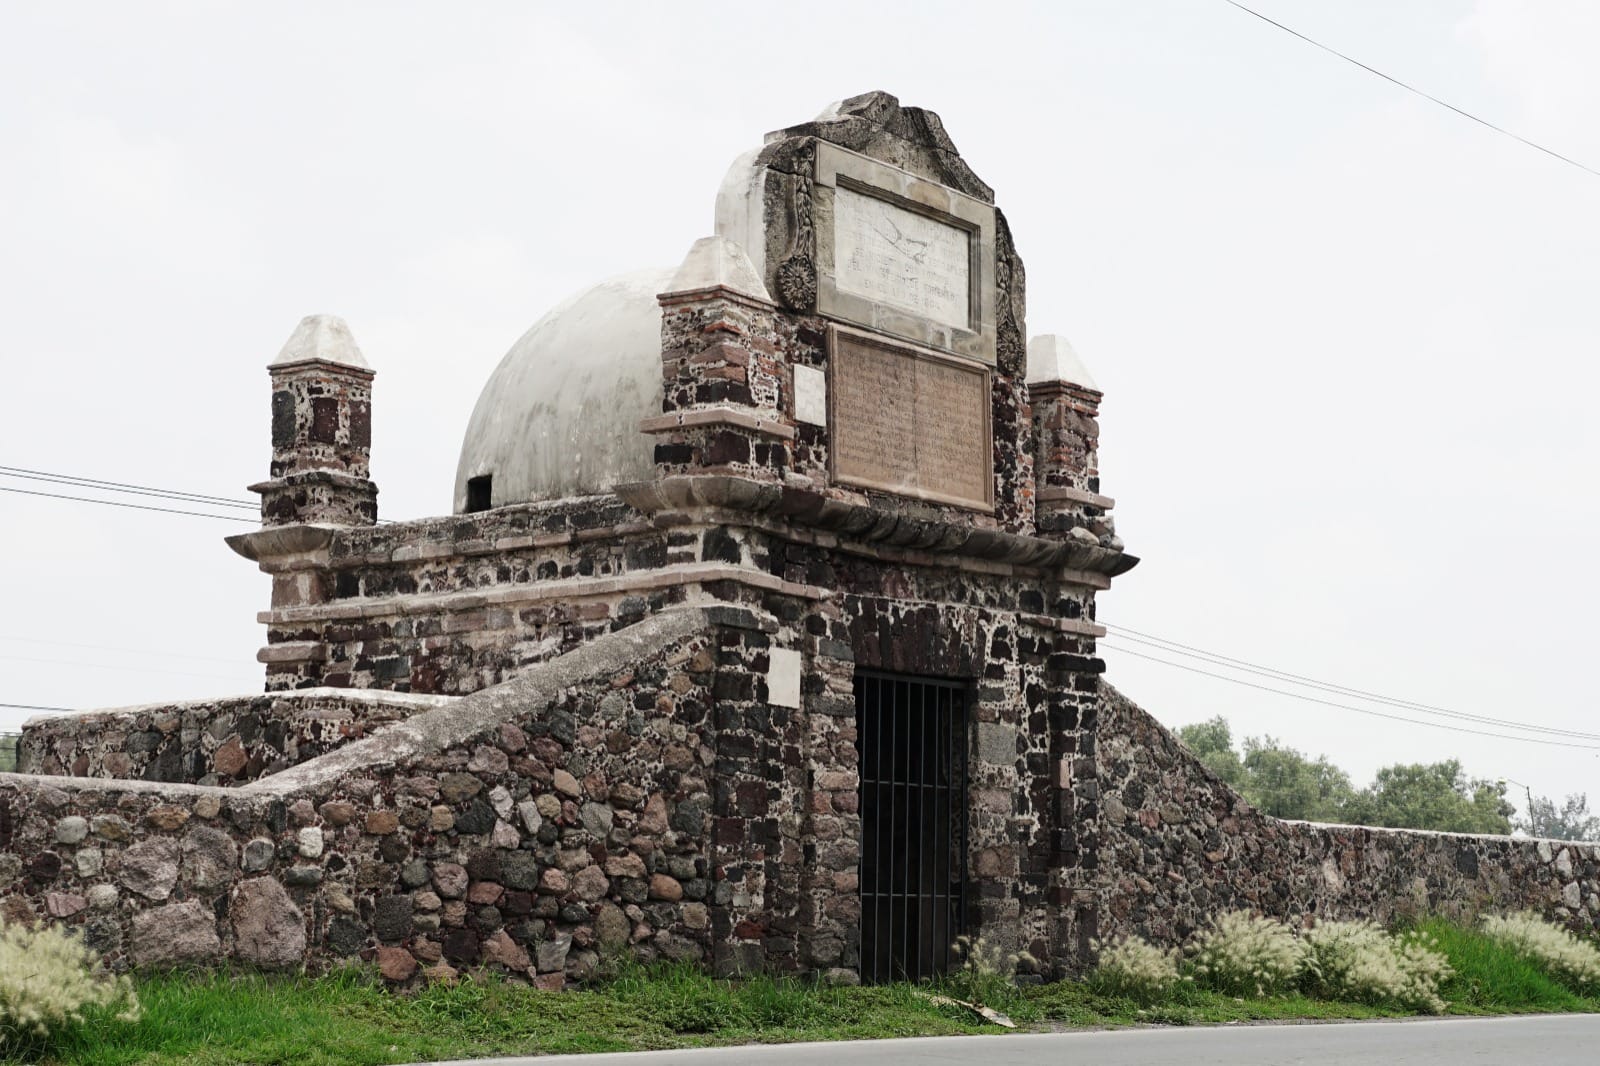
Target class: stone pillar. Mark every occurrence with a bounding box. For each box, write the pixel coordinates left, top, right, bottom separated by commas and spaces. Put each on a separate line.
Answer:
645, 236, 796, 482
1027, 334, 1118, 548
252, 315, 378, 527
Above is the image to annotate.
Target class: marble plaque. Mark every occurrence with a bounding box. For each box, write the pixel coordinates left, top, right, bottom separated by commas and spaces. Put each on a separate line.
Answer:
834, 185, 972, 330
829, 328, 992, 510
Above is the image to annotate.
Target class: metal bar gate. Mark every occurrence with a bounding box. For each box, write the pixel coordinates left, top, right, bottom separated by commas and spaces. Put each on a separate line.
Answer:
855, 671, 968, 984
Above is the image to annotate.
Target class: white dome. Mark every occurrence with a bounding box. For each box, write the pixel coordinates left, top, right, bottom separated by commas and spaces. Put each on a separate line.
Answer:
454, 269, 672, 512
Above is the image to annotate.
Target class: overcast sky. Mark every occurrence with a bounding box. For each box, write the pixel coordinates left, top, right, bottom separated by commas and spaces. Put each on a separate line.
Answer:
2, 1, 1595, 815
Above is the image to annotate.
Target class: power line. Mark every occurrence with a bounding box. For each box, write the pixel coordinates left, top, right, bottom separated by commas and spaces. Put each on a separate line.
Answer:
1222, 0, 1600, 181
1099, 640, 1600, 752
0, 702, 71, 713
0, 653, 254, 684
0, 466, 257, 508
0, 485, 251, 522
1102, 623, 1600, 742
1, 465, 398, 524
0, 634, 243, 665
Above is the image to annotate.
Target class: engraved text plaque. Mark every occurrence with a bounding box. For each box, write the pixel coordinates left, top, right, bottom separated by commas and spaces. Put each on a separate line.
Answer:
834, 185, 971, 330
829, 327, 992, 511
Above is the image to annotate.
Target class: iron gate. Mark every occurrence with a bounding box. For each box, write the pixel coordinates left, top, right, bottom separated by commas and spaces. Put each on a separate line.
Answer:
854, 671, 968, 984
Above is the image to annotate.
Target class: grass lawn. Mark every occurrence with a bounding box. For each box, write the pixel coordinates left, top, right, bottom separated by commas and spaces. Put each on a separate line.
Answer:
11, 922, 1600, 1066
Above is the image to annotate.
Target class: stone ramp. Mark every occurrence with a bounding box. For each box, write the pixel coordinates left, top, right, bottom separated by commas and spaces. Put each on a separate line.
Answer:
0, 606, 753, 981
18, 688, 457, 786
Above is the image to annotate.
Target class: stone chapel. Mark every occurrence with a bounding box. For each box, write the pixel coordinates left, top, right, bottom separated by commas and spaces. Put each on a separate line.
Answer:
6, 92, 1590, 986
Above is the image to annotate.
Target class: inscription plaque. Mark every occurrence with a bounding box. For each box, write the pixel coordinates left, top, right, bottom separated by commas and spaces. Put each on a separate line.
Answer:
829, 327, 992, 511
834, 185, 971, 330
812, 141, 997, 364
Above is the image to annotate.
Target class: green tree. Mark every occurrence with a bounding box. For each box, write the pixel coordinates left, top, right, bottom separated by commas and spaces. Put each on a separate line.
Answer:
1344, 760, 1513, 835
1517, 792, 1600, 841
1177, 716, 1245, 788
1175, 718, 1353, 821
1239, 735, 1355, 822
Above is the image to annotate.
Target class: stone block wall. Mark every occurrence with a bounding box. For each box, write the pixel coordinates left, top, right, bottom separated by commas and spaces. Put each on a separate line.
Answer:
1085, 683, 1600, 964
254, 497, 685, 693
19, 690, 453, 786
0, 610, 763, 985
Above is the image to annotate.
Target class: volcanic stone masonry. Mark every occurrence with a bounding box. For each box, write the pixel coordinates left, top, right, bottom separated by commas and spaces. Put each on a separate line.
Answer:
2, 91, 1594, 984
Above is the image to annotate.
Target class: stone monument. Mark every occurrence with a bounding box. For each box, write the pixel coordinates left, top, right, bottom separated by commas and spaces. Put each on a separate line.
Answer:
5, 92, 1588, 990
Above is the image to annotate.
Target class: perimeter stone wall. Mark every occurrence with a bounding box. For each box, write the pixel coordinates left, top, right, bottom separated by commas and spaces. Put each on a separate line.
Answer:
0, 610, 765, 986
18, 690, 453, 786
1082, 683, 1600, 963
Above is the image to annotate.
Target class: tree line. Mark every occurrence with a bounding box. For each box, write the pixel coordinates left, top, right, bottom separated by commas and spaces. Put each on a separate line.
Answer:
1175, 717, 1598, 841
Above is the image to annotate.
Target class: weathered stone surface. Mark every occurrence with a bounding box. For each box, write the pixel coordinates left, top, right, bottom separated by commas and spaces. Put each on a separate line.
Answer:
230, 878, 306, 970
56, 816, 89, 844
580, 802, 614, 839
573, 867, 610, 903
129, 901, 219, 966
296, 827, 323, 859
182, 826, 240, 890
327, 916, 367, 955
604, 854, 647, 879
432, 862, 468, 899
378, 945, 418, 982
482, 928, 531, 971
536, 932, 572, 973
121, 838, 180, 900
649, 874, 684, 902
374, 895, 414, 942
46, 892, 87, 918
439, 773, 482, 805
92, 815, 132, 841
241, 838, 275, 872
146, 805, 191, 831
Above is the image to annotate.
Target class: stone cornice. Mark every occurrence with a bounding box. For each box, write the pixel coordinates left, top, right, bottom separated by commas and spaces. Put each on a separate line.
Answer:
256, 561, 829, 627
616, 475, 1138, 576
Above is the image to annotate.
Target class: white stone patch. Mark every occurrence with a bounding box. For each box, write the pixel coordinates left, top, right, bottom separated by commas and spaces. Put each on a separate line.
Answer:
834, 186, 970, 330
793, 365, 827, 426
297, 827, 323, 859
767, 648, 802, 709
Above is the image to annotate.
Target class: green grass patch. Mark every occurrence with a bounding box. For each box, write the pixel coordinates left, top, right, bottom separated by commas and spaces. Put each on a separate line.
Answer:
13, 920, 1600, 1066
1416, 916, 1594, 1014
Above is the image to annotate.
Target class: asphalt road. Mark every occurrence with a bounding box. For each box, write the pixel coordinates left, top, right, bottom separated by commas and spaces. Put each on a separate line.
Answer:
424, 1014, 1600, 1066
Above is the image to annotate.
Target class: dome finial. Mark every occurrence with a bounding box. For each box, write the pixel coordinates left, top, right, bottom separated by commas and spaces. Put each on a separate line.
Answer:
665, 236, 771, 303
271, 314, 371, 371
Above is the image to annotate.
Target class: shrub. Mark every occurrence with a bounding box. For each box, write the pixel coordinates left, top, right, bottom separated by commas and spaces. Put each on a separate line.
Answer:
1188, 911, 1305, 997
1087, 934, 1184, 1004
942, 935, 1032, 1008
0, 916, 139, 1051
1300, 919, 1452, 1013
1481, 911, 1600, 993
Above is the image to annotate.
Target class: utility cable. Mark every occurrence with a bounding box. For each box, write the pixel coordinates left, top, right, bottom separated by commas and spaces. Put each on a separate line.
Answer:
1102, 623, 1600, 742
0, 653, 255, 684
0, 702, 72, 713
0, 466, 257, 508
1098, 640, 1600, 752
1222, 0, 1600, 180
1, 465, 397, 524
0, 634, 243, 665
0, 485, 251, 521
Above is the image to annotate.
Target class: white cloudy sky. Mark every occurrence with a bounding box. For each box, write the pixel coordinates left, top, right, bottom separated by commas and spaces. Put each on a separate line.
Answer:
2, 1, 1595, 813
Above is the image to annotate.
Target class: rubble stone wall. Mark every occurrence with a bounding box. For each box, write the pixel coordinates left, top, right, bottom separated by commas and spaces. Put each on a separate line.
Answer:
18, 690, 453, 786
1086, 683, 1600, 962
0, 610, 763, 986
258, 497, 684, 693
